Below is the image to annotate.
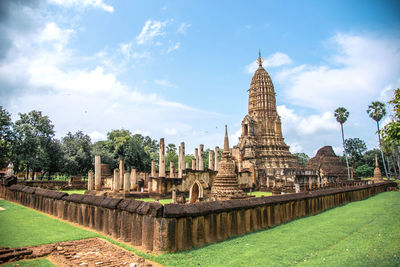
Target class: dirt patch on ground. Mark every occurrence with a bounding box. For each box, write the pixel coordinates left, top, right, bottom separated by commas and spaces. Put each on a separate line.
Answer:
2, 238, 162, 267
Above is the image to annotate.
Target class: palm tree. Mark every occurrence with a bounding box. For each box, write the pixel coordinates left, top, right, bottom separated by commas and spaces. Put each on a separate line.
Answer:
334, 107, 351, 179
367, 101, 389, 178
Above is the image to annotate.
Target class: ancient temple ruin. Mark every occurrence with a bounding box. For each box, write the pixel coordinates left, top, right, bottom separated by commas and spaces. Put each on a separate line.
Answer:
306, 146, 348, 183
211, 125, 249, 200
232, 51, 301, 188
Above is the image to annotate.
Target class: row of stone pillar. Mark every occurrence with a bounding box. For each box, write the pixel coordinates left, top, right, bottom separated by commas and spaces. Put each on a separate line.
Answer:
88, 156, 138, 193
151, 139, 221, 178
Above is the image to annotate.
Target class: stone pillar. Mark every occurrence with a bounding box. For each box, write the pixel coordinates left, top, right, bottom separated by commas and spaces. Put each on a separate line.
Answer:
151, 160, 156, 177
308, 176, 312, 190
178, 145, 182, 177
194, 148, 199, 170
214, 146, 219, 171
159, 138, 166, 177
94, 155, 101, 190
124, 172, 130, 193
88, 170, 94, 191
172, 188, 177, 204
170, 162, 175, 178
148, 179, 152, 193
266, 176, 270, 188
191, 159, 196, 170
119, 158, 124, 189
209, 150, 214, 171
178, 142, 185, 178
113, 169, 120, 192
199, 144, 204, 171
185, 162, 189, 169
317, 176, 321, 188
130, 168, 137, 190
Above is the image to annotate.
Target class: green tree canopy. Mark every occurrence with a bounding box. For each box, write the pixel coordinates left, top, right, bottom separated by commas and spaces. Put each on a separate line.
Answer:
61, 131, 93, 175
13, 110, 55, 176
294, 153, 310, 167
0, 106, 14, 169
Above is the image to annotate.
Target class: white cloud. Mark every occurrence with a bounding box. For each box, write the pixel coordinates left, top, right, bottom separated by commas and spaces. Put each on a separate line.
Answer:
89, 131, 106, 142
246, 52, 293, 73
154, 79, 176, 88
277, 105, 337, 136
278, 33, 400, 112
48, 0, 114, 13
177, 22, 191, 35
167, 42, 181, 53
288, 142, 303, 153
136, 19, 169, 45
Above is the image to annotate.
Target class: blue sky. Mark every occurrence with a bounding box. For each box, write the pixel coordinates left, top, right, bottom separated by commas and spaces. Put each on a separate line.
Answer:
0, 0, 399, 157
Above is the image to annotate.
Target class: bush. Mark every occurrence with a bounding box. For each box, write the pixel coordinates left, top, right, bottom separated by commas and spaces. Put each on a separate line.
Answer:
355, 164, 374, 177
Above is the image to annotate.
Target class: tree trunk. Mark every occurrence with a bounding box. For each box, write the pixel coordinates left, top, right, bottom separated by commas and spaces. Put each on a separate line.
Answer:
341, 123, 351, 180
377, 121, 389, 178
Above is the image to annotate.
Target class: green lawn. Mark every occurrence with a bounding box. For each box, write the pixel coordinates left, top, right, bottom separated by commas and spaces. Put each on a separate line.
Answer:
1, 192, 399, 267
0, 200, 97, 248
3, 258, 56, 267
140, 198, 174, 205
247, 191, 272, 197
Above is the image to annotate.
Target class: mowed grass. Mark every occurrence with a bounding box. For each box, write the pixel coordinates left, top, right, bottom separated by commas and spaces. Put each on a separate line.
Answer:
154, 191, 400, 267
3, 258, 56, 267
0, 200, 97, 248
248, 191, 272, 197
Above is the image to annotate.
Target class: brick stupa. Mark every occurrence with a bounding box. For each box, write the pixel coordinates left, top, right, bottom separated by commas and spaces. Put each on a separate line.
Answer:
306, 146, 348, 181
211, 125, 249, 200
373, 154, 383, 181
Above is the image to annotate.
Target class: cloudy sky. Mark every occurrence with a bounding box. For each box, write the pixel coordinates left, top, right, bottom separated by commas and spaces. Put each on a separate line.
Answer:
1, 0, 399, 157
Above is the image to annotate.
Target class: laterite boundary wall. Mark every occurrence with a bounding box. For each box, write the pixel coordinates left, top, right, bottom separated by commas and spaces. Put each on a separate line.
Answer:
0, 181, 396, 252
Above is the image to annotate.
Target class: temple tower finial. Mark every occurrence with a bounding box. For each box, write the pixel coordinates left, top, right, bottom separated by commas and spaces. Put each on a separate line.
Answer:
224, 125, 229, 153
257, 49, 263, 67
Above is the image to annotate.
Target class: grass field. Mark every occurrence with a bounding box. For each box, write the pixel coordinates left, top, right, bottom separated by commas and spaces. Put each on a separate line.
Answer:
247, 191, 272, 197
0, 200, 97, 248
1, 192, 399, 266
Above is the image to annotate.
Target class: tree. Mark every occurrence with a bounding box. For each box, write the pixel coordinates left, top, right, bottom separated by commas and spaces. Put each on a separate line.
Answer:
13, 111, 55, 179
39, 138, 63, 179
0, 106, 14, 169
61, 131, 93, 176
382, 89, 400, 179
334, 107, 351, 179
344, 138, 367, 169
367, 101, 389, 177
294, 153, 310, 167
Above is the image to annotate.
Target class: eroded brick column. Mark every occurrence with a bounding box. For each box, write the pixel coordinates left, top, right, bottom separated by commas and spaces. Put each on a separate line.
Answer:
88, 170, 94, 191
159, 138, 166, 177
194, 148, 199, 170
199, 144, 204, 171
94, 155, 101, 190
214, 146, 219, 171
119, 158, 125, 188
114, 169, 120, 192
209, 150, 214, 171
124, 172, 130, 193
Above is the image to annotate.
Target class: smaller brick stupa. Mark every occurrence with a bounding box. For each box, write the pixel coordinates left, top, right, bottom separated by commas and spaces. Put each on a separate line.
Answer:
211, 125, 249, 200
373, 154, 383, 181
